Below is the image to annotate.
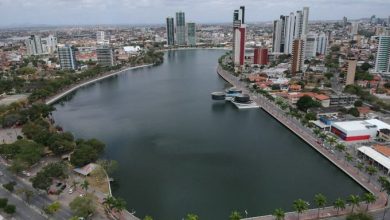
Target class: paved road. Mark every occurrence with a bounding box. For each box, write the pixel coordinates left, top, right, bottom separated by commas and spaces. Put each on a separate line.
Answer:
0, 162, 73, 219
0, 186, 45, 220
217, 66, 389, 220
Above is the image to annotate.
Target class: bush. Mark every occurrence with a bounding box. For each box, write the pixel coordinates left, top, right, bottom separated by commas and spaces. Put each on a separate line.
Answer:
4, 204, 16, 214
346, 212, 373, 220
0, 198, 8, 208
3, 182, 16, 192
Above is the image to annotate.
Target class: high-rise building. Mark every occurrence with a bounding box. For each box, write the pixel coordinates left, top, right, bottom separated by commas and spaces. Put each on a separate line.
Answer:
272, 7, 309, 54
291, 39, 304, 75
304, 33, 317, 59
375, 35, 390, 73
96, 31, 105, 44
186, 22, 196, 46
41, 35, 57, 54
232, 6, 246, 66
96, 46, 114, 67
316, 32, 328, 55
58, 45, 77, 70
25, 35, 44, 55
302, 7, 310, 36
345, 58, 357, 85
176, 11, 186, 45
343, 16, 348, 27
166, 17, 175, 46
253, 47, 269, 65
351, 22, 359, 36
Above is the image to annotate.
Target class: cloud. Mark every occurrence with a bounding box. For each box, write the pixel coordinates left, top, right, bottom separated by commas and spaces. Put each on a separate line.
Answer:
0, 0, 389, 26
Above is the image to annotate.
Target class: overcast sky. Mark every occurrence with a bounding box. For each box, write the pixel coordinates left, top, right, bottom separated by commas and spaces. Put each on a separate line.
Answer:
0, 0, 389, 26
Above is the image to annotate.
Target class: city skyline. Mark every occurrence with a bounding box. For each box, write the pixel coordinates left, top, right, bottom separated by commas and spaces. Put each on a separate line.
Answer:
0, 0, 389, 27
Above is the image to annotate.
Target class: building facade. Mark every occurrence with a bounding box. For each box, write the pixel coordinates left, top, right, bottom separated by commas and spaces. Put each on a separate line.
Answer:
345, 58, 357, 85
25, 35, 44, 55
304, 33, 317, 59
175, 11, 186, 45
166, 17, 175, 46
96, 46, 114, 67
58, 45, 77, 70
291, 39, 304, 75
316, 32, 328, 55
186, 22, 196, 46
232, 6, 246, 66
375, 35, 390, 73
253, 47, 268, 65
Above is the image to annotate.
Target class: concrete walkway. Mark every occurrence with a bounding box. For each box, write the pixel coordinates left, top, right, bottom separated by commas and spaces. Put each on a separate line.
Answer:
216, 66, 388, 220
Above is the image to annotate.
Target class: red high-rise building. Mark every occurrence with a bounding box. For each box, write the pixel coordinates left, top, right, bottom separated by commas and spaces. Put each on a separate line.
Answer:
253, 47, 269, 65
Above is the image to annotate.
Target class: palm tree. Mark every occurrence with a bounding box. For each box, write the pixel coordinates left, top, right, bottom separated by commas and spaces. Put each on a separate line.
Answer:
103, 195, 116, 211
229, 211, 242, 220
378, 176, 390, 192
365, 165, 378, 183
112, 197, 127, 213
313, 128, 321, 137
143, 216, 153, 220
314, 193, 327, 218
344, 153, 353, 165
273, 208, 285, 220
362, 193, 376, 211
333, 198, 346, 215
319, 133, 327, 140
293, 199, 309, 220
185, 213, 199, 220
334, 143, 346, 158
80, 180, 89, 193
356, 162, 364, 174
326, 136, 337, 147
348, 195, 360, 213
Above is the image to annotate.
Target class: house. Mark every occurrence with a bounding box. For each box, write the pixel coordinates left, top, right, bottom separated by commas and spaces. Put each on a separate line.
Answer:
378, 129, 390, 142
357, 106, 372, 118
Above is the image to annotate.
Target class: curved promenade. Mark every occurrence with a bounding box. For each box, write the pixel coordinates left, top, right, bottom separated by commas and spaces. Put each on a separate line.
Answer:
45, 64, 153, 105
217, 66, 387, 220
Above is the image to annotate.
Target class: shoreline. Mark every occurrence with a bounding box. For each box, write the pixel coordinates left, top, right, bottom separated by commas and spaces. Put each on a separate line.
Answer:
216, 65, 387, 220
45, 64, 154, 105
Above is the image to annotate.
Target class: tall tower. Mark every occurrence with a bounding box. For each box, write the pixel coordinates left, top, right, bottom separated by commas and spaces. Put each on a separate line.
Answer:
166, 17, 175, 46
345, 58, 357, 85
316, 32, 328, 55
96, 46, 114, 67
375, 35, 390, 73
232, 6, 246, 66
302, 7, 310, 36
25, 35, 44, 55
186, 22, 196, 46
96, 31, 105, 44
304, 33, 317, 59
175, 11, 186, 45
291, 39, 304, 75
58, 45, 77, 70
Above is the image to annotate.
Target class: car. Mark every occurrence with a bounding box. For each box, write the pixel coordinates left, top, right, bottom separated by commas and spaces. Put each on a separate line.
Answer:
56, 182, 62, 187
60, 184, 66, 190
22, 171, 31, 177
68, 188, 73, 194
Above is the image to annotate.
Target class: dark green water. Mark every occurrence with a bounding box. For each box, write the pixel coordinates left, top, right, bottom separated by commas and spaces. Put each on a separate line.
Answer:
52, 50, 364, 220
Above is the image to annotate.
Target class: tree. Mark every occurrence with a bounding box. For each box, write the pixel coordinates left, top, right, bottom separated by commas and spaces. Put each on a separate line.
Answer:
0, 198, 8, 208
70, 144, 99, 167
348, 107, 360, 117
69, 194, 96, 218
348, 195, 360, 213
143, 216, 153, 220
356, 162, 364, 173
296, 96, 321, 112
112, 197, 127, 213
185, 213, 199, 220
31, 162, 67, 190
346, 212, 374, 220
314, 193, 327, 218
80, 180, 89, 192
44, 201, 61, 215
345, 153, 354, 166
365, 165, 378, 183
4, 204, 16, 215
326, 136, 337, 147
333, 198, 346, 215
97, 159, 118, 175
313, 128, 321, 137
362, 193, 376, 211
293, 199, 309, 220
335, 143, 346, 156
273, 208, 285, 220
229, 210, 242, 220
3, 181, 16, 192
354, 100, 363, 107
